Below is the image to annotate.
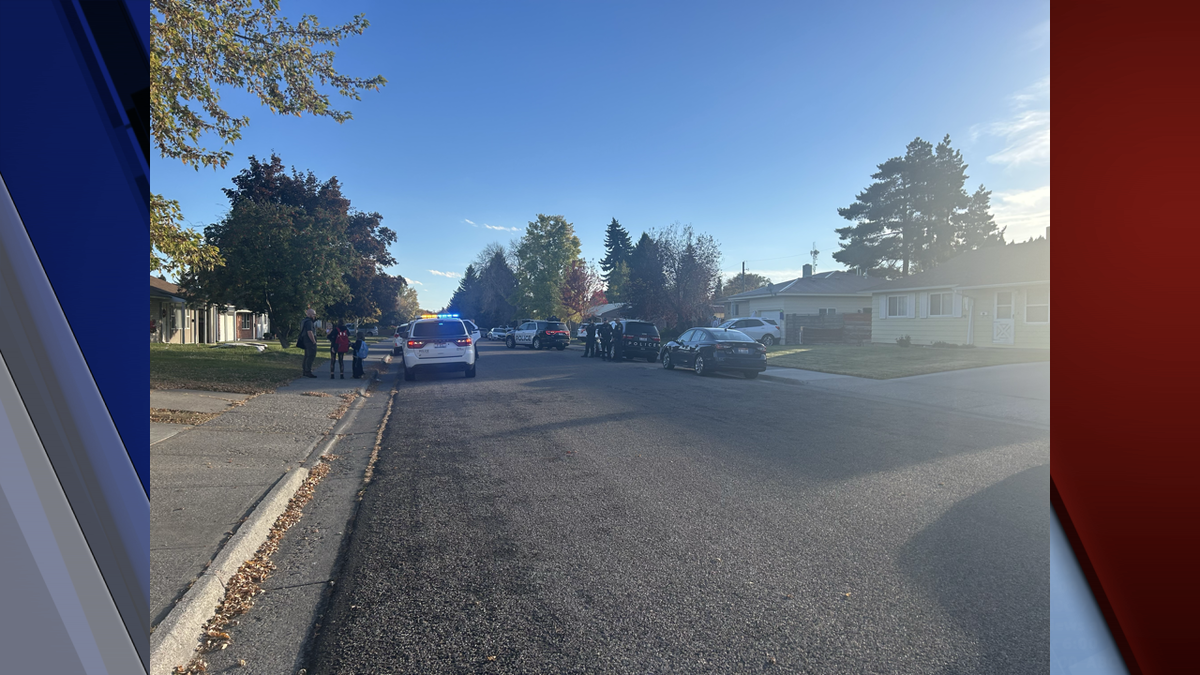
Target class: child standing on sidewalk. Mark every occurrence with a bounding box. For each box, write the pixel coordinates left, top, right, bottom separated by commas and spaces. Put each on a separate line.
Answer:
330, 323, 351, 378
351, 330, 366, 379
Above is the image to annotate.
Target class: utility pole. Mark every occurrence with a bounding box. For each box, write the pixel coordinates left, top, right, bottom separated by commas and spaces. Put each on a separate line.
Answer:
810, 242, 819, 274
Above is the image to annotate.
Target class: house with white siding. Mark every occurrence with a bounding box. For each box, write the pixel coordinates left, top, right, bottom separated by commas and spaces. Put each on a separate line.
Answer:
151, 276, 270, 344
863, 237, 1049, 349
721, 266, 882, 344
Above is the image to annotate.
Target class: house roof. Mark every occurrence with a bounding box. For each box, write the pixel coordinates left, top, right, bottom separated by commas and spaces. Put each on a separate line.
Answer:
725, 270, 883, 300
150, 275, 187, 302
584, 302, 627, 317
863, 240, 1050, 294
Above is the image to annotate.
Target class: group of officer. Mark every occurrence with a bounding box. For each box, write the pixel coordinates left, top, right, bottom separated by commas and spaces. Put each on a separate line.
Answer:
580, 319, 626, 361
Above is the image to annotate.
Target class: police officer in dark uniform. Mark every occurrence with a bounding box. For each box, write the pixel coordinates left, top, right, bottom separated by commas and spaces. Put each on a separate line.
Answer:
610, 318, 624, 362
582, 320, 597, 357
597, 319, 611, 360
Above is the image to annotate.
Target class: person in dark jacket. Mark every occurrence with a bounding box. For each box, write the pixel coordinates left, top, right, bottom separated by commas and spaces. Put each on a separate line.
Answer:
610, 319, 624, 362
583, 321, 597, 357
330, 322, 350, 379
597, 320, 611, 360
351, 329, 366, 379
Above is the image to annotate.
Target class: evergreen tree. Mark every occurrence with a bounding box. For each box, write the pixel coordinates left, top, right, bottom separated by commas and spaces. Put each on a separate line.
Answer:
475, 246, 518, 328
445, 264, 481, 318
605, 261, 630, 303
599, 218, 634, 282
834, 135, 1005, 278
624, 233, 666, 322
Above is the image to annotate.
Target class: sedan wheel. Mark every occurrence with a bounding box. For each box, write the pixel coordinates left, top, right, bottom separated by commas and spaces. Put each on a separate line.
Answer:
694, 355, 707, 376
662, 352, 674, 370
762, 335, 776, 347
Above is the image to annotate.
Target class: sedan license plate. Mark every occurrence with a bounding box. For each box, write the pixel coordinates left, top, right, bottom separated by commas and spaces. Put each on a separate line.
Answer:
736, 348, 750, 354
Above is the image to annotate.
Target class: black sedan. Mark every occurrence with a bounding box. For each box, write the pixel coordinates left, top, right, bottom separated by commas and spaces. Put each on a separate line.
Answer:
659, 327, 767, 378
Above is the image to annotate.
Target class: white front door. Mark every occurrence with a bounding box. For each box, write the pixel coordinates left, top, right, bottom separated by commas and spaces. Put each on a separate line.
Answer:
993, 291, 1015, 345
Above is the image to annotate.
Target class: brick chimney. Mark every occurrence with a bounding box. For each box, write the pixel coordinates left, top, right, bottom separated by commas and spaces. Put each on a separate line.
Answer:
802, 264, 812, 278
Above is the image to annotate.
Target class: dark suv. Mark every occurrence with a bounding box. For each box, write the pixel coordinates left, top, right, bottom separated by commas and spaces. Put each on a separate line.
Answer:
614, 319, 661, 361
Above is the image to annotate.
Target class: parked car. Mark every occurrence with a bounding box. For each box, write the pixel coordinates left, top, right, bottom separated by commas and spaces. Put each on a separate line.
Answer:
392, 322, 410, 356
506, 319, 571, 350
363, 325, 379, 336
487, 327, 508, 341
611, 319, 661, 361
402, 318, 476, 380
660, 327, 767, 378
717, 317, 783, 346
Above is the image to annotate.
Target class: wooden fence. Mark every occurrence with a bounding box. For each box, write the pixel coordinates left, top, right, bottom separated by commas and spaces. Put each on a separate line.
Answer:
785, 313, 871, 345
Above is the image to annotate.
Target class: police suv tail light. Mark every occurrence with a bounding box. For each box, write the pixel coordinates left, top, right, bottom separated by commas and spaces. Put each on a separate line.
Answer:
455, 337, 473, 346
407, 339, 427, 349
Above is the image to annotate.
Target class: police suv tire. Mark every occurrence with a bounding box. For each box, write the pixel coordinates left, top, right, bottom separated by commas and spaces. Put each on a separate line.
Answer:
662, 352, 674, 370
556, 345, 566, 351
403, 365, 415, 382
465, 362, 476, 378
744, 370, 759, 379
506, 337, 515, 348
646, 354, 656, 363
762, 335, 776, 346
392, 348, 400, 356
533, 337, 542, 350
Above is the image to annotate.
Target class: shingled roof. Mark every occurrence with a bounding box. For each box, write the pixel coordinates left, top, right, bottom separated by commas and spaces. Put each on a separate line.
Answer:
725, 270, 883, 300
862, 240, 1049, 293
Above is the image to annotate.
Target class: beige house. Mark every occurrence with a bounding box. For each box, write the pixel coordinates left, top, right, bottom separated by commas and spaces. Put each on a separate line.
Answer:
151, 276, 270, 344
722, 266, 881, 344
864, 238, 1049, 349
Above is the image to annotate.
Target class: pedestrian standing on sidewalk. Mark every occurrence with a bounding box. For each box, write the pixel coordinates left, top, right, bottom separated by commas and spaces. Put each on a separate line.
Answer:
299, 308, 318, 378
610, 319, 624, 362
597, 319, 611, 360
351, 329, 366, 379
330, 322, 351, 378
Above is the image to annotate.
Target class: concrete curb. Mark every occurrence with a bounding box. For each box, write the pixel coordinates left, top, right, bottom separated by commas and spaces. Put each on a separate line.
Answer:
758, 373, 807, 386
149, 367, 379, 674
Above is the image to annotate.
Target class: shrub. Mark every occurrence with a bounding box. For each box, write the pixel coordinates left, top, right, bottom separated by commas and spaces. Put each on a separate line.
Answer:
896, 335, 912, 347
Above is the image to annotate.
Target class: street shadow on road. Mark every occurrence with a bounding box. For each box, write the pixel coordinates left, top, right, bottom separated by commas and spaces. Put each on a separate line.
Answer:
895, 463, 1050, 674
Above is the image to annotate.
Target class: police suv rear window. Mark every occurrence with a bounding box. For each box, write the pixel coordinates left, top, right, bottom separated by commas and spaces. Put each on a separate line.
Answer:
411, 321, 467, 338
545, 322, 567, 331
623, 322, 658, 336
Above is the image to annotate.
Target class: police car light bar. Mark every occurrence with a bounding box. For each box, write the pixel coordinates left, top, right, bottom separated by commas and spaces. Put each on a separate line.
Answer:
420, 313, 460, 319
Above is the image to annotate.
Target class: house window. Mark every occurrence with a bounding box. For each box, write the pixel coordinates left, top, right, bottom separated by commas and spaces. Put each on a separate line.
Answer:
929, 292, 953, 317
240, 314, 252, 330
1025, 287, 1050, 323
818, 308, 836, 316
887, 295, 908, 318
996, 292, 1014, 320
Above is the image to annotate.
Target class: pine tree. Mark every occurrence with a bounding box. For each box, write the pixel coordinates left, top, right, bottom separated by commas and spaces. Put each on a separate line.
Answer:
599, 218, 634, 281
624, 233, 666, 322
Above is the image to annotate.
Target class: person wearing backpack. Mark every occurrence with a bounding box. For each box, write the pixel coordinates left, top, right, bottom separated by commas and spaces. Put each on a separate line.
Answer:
330, 322, 351, 378
351, 329, 368, 379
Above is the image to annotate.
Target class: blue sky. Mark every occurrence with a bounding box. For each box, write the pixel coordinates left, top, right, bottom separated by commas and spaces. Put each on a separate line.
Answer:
154, 1, 1050, 310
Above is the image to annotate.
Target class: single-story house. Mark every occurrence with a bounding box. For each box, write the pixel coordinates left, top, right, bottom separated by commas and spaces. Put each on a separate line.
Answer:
721, 265, 883, 344
151, 276, 270, 344
862, 237, 1049, 349
583, 302, 629, 321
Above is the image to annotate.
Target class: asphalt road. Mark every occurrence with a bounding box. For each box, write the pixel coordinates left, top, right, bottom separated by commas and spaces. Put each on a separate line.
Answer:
307, 340, 1049, 674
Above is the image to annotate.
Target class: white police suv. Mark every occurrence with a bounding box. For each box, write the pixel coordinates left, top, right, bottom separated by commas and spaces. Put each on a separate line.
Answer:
402, 317, 477, 381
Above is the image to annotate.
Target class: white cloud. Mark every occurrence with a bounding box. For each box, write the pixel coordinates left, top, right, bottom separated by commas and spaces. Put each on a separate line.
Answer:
428, 270, 460, 278
991, 185, 1050, 242
407, 279, 424, 286
970, 76, 1049, 169
464, 219, 476, 226
485, 224, 521, 231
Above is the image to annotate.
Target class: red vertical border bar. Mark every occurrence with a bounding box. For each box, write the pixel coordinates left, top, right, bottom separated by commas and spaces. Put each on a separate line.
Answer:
1055, 2, 1200, 673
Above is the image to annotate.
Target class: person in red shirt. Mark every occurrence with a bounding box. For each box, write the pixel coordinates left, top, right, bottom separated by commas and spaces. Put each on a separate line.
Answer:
330, 322, 351, 379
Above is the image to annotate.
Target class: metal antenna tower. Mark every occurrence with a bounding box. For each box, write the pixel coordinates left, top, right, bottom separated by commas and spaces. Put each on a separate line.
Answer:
809, 242, 819, 273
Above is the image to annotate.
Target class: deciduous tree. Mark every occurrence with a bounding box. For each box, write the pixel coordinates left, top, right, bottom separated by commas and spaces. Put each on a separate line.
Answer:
511, 214, 581, 318
150, 0, 385, 273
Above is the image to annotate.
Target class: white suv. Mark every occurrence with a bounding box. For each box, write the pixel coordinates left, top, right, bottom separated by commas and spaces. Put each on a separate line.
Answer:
718, 317, 783, 346
402, 318, 477, 381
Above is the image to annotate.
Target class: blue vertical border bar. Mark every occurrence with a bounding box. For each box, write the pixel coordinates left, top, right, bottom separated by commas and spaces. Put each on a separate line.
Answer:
0, 0, 151, 670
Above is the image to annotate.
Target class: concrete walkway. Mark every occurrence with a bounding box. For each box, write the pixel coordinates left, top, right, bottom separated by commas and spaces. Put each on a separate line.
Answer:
149, 345, 386, 634
760, 361, 1049, 428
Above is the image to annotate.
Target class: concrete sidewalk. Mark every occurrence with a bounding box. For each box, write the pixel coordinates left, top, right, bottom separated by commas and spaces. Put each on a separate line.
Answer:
760, 361, 1049, 428
149, 342, 391, 669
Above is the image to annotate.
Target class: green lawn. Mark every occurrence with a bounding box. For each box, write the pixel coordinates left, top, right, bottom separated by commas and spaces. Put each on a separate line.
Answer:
764, 343, 1050, 379
150, 343, 328, 393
